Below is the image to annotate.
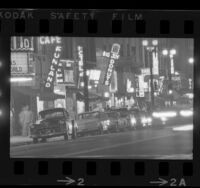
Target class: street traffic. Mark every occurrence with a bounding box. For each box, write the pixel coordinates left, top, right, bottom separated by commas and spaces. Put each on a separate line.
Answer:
10, 122, 192, 159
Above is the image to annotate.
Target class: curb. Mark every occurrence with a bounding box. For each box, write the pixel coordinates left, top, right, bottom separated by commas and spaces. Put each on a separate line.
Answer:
10, 140, 33, 147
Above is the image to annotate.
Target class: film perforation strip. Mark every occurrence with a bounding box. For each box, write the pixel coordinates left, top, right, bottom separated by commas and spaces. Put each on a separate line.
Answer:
64, 19, 73, 33
0, 9, 199, 186
160, 20, 170, 34
63, 161, 73, 175
1, 18, 196, 35
159, 162, 169, 176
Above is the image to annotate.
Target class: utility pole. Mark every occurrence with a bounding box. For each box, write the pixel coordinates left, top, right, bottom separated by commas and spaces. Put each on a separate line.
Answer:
148, 49, 155, 111
168, 57, 173, 106
83, 47, 89, 112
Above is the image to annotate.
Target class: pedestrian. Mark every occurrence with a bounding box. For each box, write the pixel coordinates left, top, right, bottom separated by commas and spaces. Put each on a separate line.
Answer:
10, 107, 15, 137
19, 105, 33, 137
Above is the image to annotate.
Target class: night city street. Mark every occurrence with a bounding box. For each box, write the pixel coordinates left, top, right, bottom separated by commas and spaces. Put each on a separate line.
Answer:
10, 37, 193, 159
10, 123, 192, 159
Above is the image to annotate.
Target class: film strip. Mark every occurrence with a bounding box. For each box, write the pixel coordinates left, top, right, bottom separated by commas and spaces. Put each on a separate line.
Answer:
0, 9, 199, 186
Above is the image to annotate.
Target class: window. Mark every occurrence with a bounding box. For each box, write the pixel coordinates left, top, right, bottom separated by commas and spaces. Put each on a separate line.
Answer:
127, 44, 130, 56
120, 44, 124, 56
131, 46, 136, 56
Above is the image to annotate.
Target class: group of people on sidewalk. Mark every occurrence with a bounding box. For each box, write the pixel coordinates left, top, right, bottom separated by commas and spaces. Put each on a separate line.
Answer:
10, 105, 34, 137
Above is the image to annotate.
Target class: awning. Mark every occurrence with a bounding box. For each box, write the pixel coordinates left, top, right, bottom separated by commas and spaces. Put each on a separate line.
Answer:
76, 91, 109, 102
11, 87, 40, 96
11, 87, 65, 101
39, 92, 65, 101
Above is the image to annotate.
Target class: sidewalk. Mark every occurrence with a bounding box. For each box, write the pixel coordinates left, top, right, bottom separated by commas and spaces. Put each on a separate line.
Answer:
10, 135, 67, 147
10, 136, 33, 147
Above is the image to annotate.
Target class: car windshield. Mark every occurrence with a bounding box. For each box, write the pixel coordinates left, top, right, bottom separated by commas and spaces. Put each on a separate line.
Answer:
78, 112, 99, 119
107, 112, 118, 118
40, 110, 64, 119
119, 111, 128, 117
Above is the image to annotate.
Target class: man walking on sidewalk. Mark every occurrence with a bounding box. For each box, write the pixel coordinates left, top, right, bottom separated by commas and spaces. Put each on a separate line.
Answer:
19, 105, 33, 137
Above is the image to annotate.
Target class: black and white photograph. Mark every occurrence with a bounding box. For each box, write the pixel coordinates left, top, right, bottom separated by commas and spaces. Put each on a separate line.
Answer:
10, 37, 193, 159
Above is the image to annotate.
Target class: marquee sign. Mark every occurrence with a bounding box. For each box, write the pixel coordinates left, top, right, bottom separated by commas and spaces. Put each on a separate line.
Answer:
103, 43, 120, 86
11, 37, 34, 51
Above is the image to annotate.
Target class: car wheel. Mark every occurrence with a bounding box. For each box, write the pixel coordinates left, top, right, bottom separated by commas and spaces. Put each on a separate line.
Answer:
41, 138, 46, 143
64, 132, 69, 140
98, 125, 103, 135
72, 128, 77, 139
33, 138, 38, 144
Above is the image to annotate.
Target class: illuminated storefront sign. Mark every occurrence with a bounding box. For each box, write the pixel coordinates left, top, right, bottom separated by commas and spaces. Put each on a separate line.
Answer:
141, 68, 150, 75
11, 37, 34, 51
11, 52, 28, 74
103, 43, 120, 86
77, 46, 84, 77
127, 79, 134, 93
45, 45, 62, 89
88, 69, 101, 81
152, 51, 159, 75
135, 75, 145, 97
39, 36, 61, 45
110, 71, 118, 92
170, 58, 175, 74
56, 60, 75, 86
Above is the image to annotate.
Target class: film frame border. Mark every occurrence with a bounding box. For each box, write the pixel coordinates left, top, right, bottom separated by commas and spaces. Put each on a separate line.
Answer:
0, 9, 199, 186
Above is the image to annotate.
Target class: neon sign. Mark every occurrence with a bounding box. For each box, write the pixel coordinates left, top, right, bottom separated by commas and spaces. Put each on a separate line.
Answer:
11, 37, 34, 51
39, 36, 61, 45
77, 46, 84, 77
44, 45, 62, 89
103, 43, 120, 86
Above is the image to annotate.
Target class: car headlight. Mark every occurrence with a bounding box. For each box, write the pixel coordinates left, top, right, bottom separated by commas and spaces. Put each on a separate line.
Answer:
161, 117, 167, 122
141, 117, 148, 124
180, 110, 193, 117
152, 111, 177, 118
106, 120, 110, 125
131, 117, 136, 125
147, 117, 152, 123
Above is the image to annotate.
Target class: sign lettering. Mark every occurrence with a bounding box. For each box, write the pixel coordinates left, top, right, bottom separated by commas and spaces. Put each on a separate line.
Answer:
11, 37, 34, 51
44, 44, 62, 89
103, 43, 120, 86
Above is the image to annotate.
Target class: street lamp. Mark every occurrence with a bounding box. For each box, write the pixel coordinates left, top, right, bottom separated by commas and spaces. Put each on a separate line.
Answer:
188, 57, 194, 64
142, 39, 158, 111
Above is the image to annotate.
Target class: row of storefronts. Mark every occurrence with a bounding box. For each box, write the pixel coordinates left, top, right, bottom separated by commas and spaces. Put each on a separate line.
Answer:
10, 37, 193, 136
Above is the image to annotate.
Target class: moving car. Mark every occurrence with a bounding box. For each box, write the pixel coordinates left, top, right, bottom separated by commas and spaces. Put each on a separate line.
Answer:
127, 108, 152, 129
77, 111, 110, 136
152, 106, 193, 126
30, 108, 78, 143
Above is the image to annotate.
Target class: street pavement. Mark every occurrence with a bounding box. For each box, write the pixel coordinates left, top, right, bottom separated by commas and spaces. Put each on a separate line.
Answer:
10, 124, 193, 159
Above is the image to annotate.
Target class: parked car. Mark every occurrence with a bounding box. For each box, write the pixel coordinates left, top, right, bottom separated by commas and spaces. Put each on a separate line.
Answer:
108, 108, 130, 131
30, 108, 78, 143
106, 111, 120, 132
77, 111, 110, 136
